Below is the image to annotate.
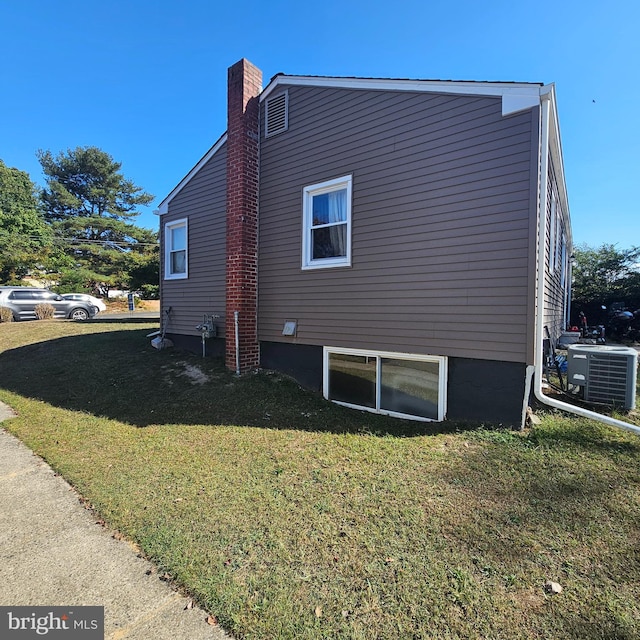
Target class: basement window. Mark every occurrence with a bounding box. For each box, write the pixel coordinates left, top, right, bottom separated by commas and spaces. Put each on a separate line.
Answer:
265, 91, 288, 137
323, 347, 447, 421
164, 218, 188, 280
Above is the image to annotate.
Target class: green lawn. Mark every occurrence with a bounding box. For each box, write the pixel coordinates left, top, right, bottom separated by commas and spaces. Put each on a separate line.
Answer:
1, 320, 639, 639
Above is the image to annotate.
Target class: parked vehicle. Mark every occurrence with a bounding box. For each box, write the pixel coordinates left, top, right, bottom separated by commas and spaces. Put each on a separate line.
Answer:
0, 287, 98, 321
61, 293, 107, 313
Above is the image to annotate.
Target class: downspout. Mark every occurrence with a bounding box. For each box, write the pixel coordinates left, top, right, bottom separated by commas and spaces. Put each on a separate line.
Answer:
234, 310, 240, 376
533, 92, 640, 436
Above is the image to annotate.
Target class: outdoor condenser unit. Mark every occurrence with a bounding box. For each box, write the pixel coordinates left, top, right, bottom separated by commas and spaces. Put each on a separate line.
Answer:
567, 344, 638, 410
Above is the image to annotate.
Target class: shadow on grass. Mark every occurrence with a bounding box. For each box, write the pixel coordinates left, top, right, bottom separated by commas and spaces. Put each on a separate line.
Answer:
0, 327, 465, 437
529, 419, 640, 454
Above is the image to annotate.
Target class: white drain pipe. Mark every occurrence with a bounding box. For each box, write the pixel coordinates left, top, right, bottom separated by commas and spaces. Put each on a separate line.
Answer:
234, 310, 240, 376
533, 93, 640, 436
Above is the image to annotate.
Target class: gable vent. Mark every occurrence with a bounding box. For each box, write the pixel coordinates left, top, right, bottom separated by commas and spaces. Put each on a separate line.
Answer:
265, 91, 288, 137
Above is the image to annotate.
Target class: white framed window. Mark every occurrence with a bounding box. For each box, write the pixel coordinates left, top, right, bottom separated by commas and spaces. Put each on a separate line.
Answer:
302, 175, 352, 270
560, 232, 567, 291
554, 214, 562, 275
323, 347, 447, 422
164, 218, 188, 280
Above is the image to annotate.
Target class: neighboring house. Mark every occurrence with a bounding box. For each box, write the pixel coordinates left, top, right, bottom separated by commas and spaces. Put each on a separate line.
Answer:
157, 59, 571, 428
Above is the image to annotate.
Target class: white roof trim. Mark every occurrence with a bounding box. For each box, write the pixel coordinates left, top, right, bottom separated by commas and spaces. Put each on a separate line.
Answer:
261, 75, 546, 117
155, 133, 227, 215
545, 84, 572, 247
502, 93, 541, 116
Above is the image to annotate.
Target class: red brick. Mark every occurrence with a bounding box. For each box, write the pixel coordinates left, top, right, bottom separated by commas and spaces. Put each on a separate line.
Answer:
225, 59, 262, 374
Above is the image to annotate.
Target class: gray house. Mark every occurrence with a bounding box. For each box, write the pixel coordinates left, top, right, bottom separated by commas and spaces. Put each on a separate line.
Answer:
157, 58, 571, 428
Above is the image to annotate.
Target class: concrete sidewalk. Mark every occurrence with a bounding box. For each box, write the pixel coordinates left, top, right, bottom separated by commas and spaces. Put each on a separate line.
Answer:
0, 403, 232, 640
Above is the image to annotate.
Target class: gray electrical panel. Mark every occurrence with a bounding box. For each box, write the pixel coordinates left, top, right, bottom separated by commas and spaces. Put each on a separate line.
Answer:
567, 344, 638, 410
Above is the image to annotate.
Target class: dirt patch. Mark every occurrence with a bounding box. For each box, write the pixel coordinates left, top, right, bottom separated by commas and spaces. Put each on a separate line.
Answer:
181, 363, 209, 385
162, 362, 209, 386
105, 298, 160, 313
141, 299, 160, 312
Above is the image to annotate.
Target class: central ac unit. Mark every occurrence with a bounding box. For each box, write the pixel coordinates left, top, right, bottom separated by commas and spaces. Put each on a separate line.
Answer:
567, 344, 638, 409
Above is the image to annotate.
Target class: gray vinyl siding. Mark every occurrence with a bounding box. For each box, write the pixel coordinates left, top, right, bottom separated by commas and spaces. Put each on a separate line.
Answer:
161, 143, 227, 337
258, 86, 538, 363
542, 152, 571, 343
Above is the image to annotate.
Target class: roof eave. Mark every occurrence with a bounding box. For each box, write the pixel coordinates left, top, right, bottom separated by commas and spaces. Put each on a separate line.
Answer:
260, 74, 546, 116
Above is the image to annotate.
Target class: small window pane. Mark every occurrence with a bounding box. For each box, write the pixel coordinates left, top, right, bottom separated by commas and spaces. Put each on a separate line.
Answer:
171, 250, 186, 274
312, 189, 347, 225
171, 225, 186, 251
312, 225, 347, 259
328, 353, 376, 408
380, 358, 440, 420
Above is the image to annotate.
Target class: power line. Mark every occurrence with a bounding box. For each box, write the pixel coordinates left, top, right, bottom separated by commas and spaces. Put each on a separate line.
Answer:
3, 233, 158, 247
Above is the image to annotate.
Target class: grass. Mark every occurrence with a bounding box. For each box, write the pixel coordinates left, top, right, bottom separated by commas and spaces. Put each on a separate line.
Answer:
1, 320, 639, 639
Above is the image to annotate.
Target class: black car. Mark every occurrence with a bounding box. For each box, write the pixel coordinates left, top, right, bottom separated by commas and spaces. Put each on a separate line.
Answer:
0, 287, 98, 321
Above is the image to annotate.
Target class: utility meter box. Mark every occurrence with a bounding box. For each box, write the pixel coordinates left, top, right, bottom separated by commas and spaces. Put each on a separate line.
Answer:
196, 315, 218, 339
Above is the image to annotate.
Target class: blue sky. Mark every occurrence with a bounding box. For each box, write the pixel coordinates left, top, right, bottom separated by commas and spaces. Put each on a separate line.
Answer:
1, 0, 638, 249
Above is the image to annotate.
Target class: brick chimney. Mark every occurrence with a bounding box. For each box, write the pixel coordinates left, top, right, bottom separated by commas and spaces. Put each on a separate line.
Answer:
225, 59, 262, 374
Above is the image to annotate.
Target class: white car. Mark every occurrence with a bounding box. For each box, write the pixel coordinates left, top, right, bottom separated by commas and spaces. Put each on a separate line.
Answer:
62, 293, 107, 313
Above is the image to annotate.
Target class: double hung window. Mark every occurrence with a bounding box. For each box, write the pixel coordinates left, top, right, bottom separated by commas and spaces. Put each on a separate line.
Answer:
165, 218, 188, 279
302, 176, 352, 269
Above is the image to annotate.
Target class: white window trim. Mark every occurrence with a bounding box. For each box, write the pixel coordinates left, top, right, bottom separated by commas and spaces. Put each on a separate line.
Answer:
164, 218, 188, 280
302, 175, 352, 270
322, 346, 448, 422
560, 232, 567, 291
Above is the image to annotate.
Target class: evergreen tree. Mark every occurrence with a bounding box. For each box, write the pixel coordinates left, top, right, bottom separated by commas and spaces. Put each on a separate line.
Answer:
38, 146, 156, 295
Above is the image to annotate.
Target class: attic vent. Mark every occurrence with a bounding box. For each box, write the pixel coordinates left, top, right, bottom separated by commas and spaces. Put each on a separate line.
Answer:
265, 91, 288, 137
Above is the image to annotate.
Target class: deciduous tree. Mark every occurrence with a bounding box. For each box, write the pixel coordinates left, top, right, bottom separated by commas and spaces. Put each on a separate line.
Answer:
0, 159, 50, 282
572, 243, 640, 320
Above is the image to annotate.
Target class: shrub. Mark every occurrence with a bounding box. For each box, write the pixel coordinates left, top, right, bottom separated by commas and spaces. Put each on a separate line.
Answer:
0, 307, 14, 323
34, 303, 55, 320
139, 284, 159, 300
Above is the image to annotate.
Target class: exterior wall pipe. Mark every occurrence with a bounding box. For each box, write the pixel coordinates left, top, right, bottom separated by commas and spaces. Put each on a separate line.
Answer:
234, 310, 240, 376
533, 93, 640, 436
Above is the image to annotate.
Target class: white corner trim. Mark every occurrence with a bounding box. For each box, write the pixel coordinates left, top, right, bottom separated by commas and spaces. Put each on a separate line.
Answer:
156, 134, 227, 214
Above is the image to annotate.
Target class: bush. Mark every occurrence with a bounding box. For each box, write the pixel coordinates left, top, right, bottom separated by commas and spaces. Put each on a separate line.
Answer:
0, 307, 14, 323
34, 303, 55, 320
139, 284, 159, 300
